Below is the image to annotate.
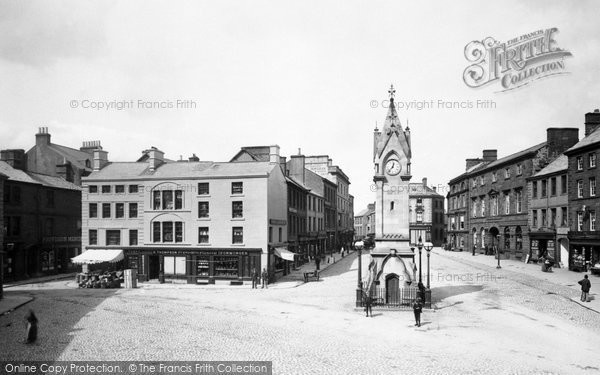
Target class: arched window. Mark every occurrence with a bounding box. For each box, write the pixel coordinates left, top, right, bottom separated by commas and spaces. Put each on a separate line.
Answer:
480, 228, 486, 249
504, 227, 510, 249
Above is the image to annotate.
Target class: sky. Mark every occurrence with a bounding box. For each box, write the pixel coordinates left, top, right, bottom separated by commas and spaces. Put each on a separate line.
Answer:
1, 0, 599, 211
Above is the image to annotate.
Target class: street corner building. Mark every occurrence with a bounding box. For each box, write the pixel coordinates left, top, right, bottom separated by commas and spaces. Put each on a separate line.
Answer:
81, 145, 291, 285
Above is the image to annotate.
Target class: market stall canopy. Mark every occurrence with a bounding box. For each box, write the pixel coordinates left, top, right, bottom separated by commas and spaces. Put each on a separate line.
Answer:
71, 249, 124, 265
274, 247, 296, 261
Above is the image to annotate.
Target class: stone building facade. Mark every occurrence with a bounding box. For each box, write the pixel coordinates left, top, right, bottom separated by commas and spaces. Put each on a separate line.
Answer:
448, 128, 578, 259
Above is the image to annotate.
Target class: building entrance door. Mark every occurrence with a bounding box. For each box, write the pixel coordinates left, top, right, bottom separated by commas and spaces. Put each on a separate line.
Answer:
386, 274, 400, 304
149, 255, 160, 280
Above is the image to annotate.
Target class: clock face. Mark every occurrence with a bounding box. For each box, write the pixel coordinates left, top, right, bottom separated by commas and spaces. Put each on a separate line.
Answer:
385, 159, 401, 175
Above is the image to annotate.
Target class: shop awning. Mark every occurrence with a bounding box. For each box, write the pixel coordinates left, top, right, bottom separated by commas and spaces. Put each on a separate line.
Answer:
71, 249, 124, 265
274, 247, 296, 261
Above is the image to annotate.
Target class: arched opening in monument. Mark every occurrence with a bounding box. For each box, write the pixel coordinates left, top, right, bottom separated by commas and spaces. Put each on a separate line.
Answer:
385, 273, 400, 304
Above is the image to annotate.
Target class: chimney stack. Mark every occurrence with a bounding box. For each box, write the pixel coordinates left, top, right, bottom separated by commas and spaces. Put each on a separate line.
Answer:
80, 140, 102, 156
422, 177, 428, 187
289, 154, 306, 184
93, 149, 109, 171
482, 149, 497, 162
35, 127, 51, 147
585, 109, 600, 136
269, 145, 280, 164
147, 147, 164, 172
0, 149, 26, 171
546, 128, 579, 159
188, 153, 199, 162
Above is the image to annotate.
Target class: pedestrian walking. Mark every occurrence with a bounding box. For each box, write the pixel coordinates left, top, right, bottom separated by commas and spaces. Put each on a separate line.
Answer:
24, 309, 38, 344
413, 297, 423, 327
579, 274, 592, 302
261, 268, 268, 289
340, 246, 345, 257
364, 292, 373, 317
251, 267, 258, 289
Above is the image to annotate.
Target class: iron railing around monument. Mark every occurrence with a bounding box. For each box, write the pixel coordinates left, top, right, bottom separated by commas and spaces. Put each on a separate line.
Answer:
356, 285, 432, 310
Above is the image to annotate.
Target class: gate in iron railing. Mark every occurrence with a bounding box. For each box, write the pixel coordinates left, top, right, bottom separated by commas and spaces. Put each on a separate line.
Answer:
356, 285, 432, 309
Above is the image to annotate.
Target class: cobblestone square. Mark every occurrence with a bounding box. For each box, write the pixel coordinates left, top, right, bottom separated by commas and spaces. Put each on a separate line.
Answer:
1, 250, 600, 375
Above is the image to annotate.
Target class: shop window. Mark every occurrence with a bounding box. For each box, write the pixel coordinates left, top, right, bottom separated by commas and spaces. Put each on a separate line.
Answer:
89, 229, 97, 245
232, 227, 244, 244
129, 185, 139, 193
198, 227, 209, 243
89, 203, 98, 218
102, 203, 111, 218
232, 182, 243, 195
115, 185, 125, 193
214, 256, 238, 277
88, 185, 98, 193
198, 183, 209, 195
129, 229, 138, 246
129, 203, 138, 218
164, 256, 186, 276
116, 203, 124, 218
198, 202, 209, 218
106, 230, 120, 245
232, 201, 243, 218
102, 185, 111, 193
196, 257, 209, 276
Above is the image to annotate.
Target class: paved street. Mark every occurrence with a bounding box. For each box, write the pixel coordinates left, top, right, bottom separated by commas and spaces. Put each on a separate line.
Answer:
1, 249, 600, 375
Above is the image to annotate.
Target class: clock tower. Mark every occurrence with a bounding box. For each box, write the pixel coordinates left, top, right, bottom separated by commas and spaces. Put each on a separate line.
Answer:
365, 85, 416, 289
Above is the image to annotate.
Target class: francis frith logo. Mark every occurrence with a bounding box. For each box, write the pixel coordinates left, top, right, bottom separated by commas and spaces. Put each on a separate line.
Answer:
463, 28, 572, 92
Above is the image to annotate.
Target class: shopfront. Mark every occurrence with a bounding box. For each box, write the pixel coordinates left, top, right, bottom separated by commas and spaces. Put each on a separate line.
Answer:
568, 232, 600, 272
529, 232, 555, 262
126, 248, 262, 284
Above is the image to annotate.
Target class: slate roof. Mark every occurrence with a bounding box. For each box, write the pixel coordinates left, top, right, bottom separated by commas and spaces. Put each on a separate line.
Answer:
0, 161, 81, 191
531, 154, 568, 178
47, 144, 93, 171
565, 127, 600, 154
408, 183, 443, 197
84, 161, 278, 181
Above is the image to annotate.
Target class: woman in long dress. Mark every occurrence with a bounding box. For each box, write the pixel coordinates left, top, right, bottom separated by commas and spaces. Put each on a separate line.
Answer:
25, 309, 38, 344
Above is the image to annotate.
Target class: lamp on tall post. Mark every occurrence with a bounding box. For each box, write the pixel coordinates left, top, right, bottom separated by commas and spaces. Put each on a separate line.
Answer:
424, 241, 433, 289
417, 236, 423, 285
496, 234, 502, 269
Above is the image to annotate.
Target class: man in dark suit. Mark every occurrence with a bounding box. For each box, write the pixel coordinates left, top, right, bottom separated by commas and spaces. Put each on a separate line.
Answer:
579, 275, 592, 302
261, 268, 268, 289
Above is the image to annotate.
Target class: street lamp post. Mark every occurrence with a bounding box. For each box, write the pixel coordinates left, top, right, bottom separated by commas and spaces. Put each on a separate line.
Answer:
417, 236, 423, 285
424, 241, 433, 289
496, 234, 501, 269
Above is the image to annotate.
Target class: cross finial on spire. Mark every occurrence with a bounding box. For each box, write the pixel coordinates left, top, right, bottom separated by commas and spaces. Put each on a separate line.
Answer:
388, 84, 396, 99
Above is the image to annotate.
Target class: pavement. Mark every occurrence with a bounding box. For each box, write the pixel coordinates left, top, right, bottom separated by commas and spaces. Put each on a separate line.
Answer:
0, 273, 75, 315
439, 248, 600, 313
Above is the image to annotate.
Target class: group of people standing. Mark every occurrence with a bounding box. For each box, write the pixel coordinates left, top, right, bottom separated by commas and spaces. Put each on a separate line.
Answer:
251, 268, 269, 289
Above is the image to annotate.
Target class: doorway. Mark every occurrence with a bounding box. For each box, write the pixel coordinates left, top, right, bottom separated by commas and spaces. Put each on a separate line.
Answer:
149, 255, 160, 280
385, 274, 400, 304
